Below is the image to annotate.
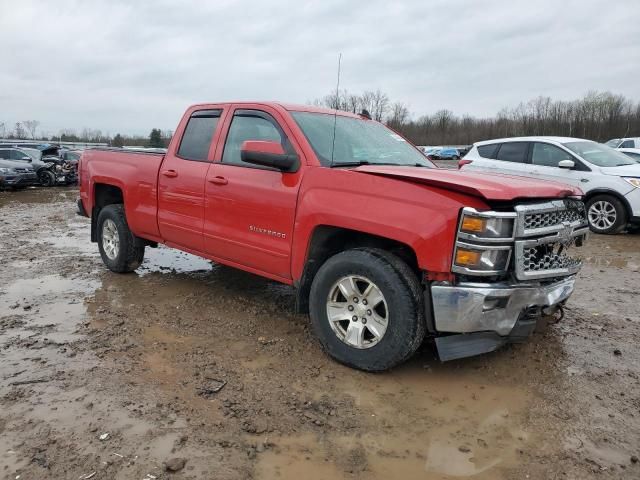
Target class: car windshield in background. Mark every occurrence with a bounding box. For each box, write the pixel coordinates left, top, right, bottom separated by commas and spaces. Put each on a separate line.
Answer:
291, 111, 433, 168
563, 141, 635, 167
604, 139, 620, 148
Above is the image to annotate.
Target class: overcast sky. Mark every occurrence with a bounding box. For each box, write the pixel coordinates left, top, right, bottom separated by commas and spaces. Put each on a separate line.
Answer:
1, 0, 639, 136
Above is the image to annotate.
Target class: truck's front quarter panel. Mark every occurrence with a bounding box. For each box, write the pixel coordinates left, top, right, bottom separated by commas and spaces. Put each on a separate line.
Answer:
291, 167, 489, 282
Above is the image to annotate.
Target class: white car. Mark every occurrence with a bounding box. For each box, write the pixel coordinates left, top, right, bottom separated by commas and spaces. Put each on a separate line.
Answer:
605, 137, 640, 149
618, 148, 640, 163
462, 136, 640, 234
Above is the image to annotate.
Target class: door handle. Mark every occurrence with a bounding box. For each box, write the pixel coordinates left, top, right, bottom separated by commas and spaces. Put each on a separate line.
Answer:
208, 176, 228, 185
161, 169, 178, 178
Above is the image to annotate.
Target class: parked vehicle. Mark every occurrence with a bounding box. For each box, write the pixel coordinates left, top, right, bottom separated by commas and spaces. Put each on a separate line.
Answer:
0, 147, 74, 186
0, 158, 38, 189
437, 147, 461, 160
618, 148, 640, 163
605, 137, 640, 149
462, 136, 640, 234
79, 102, 589, 371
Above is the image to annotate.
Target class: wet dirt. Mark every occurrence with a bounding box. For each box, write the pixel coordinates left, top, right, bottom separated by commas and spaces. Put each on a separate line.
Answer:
0, 187, 639, 479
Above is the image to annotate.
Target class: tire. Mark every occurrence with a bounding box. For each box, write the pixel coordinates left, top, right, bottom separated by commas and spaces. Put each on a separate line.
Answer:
309, 248, 426, 372
586, 195, 627, 234
39, 170, 56, 187
452, 155, 460, 160
97, 204, 145, 273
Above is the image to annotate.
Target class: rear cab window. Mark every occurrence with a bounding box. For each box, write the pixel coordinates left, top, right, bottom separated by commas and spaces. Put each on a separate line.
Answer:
495, 142, 529, 163
177, 109, 222, 161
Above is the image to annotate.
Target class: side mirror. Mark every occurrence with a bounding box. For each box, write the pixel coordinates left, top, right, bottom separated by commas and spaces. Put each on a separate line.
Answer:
22, 157, 32, 161
558, 159, 575, 169
240, 141, 299, 172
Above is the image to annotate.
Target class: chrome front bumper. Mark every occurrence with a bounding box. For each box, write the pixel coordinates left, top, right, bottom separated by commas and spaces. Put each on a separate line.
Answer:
431, 276, 575, 336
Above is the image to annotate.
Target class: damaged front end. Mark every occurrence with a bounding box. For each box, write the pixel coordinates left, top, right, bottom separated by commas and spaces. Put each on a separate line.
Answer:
431, 199, 589, 361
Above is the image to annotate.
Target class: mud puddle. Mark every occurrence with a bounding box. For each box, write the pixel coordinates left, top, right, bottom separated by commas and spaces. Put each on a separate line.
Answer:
1, 188, 639, 479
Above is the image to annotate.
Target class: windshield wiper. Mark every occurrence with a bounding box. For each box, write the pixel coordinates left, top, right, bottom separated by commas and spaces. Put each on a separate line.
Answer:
331, 161, 429, 168
330, 161, 371, 168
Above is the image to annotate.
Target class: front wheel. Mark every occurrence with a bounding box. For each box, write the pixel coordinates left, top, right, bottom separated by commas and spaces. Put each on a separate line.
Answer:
586, 195, 627, 234
39, 170, 56, 187
309, 248, 426, 372
97, 204, 145, 272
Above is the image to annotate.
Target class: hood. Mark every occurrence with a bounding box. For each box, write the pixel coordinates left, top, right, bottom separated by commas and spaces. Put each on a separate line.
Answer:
354, 165, 581, 201
598, 164, 640, 177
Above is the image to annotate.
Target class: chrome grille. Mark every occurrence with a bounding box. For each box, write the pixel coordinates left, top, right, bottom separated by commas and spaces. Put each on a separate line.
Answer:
514, 199, 588, 280
524, 207, 585, 230
521, 239, 583, 273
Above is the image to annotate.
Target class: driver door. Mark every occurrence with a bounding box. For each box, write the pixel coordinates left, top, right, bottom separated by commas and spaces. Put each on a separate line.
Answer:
528, 142, 592, 189
204, 106, 304, 280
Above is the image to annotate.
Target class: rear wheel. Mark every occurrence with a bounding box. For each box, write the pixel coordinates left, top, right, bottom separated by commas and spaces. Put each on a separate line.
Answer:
97, 204, 145, 272
309, 248, 425, 372
586, 195, 627, 234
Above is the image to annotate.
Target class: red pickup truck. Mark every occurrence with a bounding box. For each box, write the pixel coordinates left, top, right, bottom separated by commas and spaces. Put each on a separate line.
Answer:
78, 102, 589, 371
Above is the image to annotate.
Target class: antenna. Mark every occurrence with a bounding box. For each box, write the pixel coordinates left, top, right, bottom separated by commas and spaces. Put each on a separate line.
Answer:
330, 53, 342, 167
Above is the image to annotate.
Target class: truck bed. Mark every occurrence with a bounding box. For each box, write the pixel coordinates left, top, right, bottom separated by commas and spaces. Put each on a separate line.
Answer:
80, 148, 166, 241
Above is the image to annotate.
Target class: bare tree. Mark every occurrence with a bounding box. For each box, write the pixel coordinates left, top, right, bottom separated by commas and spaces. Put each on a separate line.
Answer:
22, 120, 40, 139
387, 102, 410, 130
0, 122, 5, 138
370, 90, 389, 122
14, 122, 26, 139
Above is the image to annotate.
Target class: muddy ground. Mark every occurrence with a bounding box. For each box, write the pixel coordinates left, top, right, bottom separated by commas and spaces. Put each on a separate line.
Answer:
0, 187, 638, 480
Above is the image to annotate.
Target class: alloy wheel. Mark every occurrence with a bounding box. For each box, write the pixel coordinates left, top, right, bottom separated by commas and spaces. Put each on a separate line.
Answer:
102, 219, 120, 260
326, 275, 388, 349
588, 200, 617, 231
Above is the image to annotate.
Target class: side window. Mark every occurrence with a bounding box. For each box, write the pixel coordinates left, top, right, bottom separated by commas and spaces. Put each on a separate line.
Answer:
531, 143, 573, 167
177, 110, 221, 161
495, 142, 528, 163
477, 144, 499, 159
11, 150, 25, 160
0, 150, 9, 159
619, 140, 634, 148
222, 112, 283, 167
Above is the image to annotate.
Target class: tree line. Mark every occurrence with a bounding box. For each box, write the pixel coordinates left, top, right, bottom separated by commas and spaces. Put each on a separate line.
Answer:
0, 121, 172, 148
2, 90, 639, 148
312, 90, 640, 146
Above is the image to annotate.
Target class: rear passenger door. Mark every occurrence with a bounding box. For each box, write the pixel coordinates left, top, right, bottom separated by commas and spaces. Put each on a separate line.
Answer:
490, 142, 534, 177
158, 108, 225, 252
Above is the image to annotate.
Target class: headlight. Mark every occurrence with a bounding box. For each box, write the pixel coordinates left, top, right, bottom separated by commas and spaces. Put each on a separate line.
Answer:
453, 243, 511, 274
452, 208, 516, 276
458, 208, 516, 241
623, 177, 640, 188
0, 167, 13, 173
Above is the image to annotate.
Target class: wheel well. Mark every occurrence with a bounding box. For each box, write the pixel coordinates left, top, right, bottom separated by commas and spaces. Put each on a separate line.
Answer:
295, 226, 420, 314
91, 184, 124, 241
584, 190, 631, 220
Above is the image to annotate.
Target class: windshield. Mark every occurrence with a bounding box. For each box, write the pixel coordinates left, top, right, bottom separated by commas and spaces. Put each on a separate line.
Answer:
563, 141, 635, 167
291, 111, 433, 167
604, 139, 621, 148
